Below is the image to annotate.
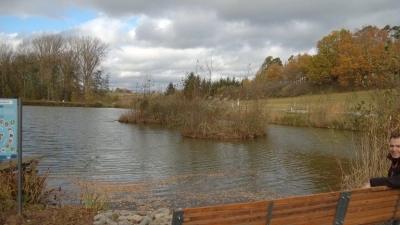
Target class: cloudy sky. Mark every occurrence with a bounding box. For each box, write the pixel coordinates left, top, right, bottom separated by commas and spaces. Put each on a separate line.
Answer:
1, 0, 399, 91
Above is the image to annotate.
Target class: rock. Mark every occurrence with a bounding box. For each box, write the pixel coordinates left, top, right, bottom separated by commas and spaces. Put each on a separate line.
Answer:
94, 208, 172, 225
132, 211, 149, 216
149, 208, 170, 218
139, 216, 152, 225
127, 215, 143, 222
117, 221, 133, 225
93, 214, 107, 222
106, 218, 118, 225
114, 210, 133, 216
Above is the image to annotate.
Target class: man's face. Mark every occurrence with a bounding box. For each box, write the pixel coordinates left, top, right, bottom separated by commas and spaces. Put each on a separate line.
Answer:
390, 137, 400, 159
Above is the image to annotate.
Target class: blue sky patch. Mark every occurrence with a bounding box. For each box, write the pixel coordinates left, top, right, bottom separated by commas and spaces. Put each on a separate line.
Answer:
0, 8, 96, 33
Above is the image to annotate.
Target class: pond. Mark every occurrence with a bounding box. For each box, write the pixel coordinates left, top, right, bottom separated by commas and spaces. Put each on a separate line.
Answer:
20, 106, 359, 209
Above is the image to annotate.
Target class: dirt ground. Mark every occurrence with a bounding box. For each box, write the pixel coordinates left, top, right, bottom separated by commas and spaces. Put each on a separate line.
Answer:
0, 205, 96, 225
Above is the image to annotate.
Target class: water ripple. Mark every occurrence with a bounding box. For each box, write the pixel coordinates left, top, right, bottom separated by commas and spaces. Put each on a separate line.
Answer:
20, 106, 358, 208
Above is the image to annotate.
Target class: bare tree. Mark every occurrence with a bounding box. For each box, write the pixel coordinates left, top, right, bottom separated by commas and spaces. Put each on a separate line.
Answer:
71, 36, 110, 101
0, 43, 14, 97
32, 34, 64, 100
197, 51, 222, 81
197, 51, 222, 96
142, 75, 155, 98
59, 37, 79, 101
14, 42, 33, 98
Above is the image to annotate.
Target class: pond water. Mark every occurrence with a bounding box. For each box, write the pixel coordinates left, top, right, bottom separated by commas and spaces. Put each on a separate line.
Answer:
20, 106, 359, 209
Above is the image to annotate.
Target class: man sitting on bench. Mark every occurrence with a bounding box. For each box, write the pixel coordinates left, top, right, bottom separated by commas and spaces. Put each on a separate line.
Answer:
362, 133, 400, 189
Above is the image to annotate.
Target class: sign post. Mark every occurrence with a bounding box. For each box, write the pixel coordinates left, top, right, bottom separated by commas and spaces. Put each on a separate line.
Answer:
0, 98, 22, 215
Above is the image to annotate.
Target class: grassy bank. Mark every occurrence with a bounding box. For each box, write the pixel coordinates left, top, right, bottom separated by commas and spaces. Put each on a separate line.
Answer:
0, 160, 107, 225
263, 91, 372, 130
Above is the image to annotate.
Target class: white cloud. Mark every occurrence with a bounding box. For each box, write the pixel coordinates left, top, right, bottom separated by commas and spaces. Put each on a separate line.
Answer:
1, 0, 399, 90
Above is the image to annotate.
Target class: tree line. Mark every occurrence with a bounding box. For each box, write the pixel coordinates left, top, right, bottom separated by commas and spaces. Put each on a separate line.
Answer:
167, 25, 399, 101
0, 35, 110, 101
254, 25, 400, 90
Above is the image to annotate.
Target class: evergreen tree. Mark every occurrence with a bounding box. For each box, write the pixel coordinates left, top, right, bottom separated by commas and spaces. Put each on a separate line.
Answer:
165, 82, 176, 95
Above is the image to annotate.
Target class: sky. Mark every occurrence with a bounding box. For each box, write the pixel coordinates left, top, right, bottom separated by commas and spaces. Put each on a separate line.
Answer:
0, 0, 399, 91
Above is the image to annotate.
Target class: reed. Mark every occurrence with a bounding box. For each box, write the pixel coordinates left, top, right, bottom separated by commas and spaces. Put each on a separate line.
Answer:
81, 186, 109, 211
119, 94, 268, 139
339, 89, 400, 190
76, 156, 110, 211
0, 160, 53, 211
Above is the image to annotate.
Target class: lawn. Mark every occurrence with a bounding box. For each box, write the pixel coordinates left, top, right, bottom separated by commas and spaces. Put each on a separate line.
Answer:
262, 91, 372, 111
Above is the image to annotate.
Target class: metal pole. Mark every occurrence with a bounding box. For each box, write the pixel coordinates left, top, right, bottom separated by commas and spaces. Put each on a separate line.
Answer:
18, 97, 22, 216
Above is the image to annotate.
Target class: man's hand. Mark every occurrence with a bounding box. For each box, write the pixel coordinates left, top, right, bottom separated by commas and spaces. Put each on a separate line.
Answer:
361, 182, 371, 189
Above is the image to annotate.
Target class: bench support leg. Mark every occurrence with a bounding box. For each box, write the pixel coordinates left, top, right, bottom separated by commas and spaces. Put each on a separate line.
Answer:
390, 194, 400, 225
172, 209, 184, 225
333, 191, 351, 225
266, 201, 274, 225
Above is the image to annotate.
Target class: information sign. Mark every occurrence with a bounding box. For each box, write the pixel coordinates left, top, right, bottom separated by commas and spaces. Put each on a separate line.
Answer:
0, 99, 18, 160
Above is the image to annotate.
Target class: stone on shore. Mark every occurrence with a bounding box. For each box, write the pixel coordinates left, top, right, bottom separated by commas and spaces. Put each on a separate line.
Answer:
94, 208, 175, 225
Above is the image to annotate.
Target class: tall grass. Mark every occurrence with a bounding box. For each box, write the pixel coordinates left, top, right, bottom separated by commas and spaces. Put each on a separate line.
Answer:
76, 156, 109, 211
0, 161, 52, 211
119, 94, 268, 139
267, 94, 356, 130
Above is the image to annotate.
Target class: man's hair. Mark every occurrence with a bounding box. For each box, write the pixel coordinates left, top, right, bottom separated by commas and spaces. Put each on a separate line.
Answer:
390, 133, 400, 140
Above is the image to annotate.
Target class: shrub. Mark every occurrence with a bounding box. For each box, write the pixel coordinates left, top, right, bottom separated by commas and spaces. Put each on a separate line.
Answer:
0, 160, 52, 210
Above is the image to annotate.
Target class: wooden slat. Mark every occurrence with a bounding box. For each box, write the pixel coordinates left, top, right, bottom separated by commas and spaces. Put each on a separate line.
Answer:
183, 206, 269, 223
270, 213, 335, 225
269, 210, 336, 225
348, 195, 398, 207
271, 202, 337, 218
345, 207, 395, 221
184, 200, 271, 214
346, 201, 396, 214
344, 213, 395, 225
273, 192, 340, 205
273, 195, 338, 210
349, 189, 400, 201
184, 211, 267, 225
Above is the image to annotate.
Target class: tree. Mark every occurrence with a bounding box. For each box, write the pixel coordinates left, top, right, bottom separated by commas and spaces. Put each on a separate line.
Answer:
259, 56, 283, 71
0, 43, 14, 97
196, 52, 222, 96
141, 75, 155, 98
255, 56, 282, 83
182, 72, 201, 100
165, 82, 176, 96
307, 54, 331, 84
333, 26, 395, 88
13, 42, 37, 99
71, 36, 110, 101
383, 25, 400, 40
92, 69, 109, 96
59, 37, 79, 101
307, 29, 350, 84
32, 34, 64, 100
266, 64, 284, 82
284, 53, 311, 82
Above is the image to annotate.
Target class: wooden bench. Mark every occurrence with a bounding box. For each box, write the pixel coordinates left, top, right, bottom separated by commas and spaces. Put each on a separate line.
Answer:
0, 154, 44, 172
171, 186, 400, 225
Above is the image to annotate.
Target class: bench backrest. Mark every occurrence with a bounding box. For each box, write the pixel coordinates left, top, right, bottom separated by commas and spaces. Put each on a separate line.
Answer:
171, 186, 400, 225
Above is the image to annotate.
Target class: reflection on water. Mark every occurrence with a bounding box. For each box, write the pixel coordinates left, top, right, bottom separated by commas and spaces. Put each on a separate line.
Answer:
21, 106, 358, 209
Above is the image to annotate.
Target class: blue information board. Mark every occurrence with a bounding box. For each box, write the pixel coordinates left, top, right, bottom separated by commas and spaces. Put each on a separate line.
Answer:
0, 99, 18, 160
